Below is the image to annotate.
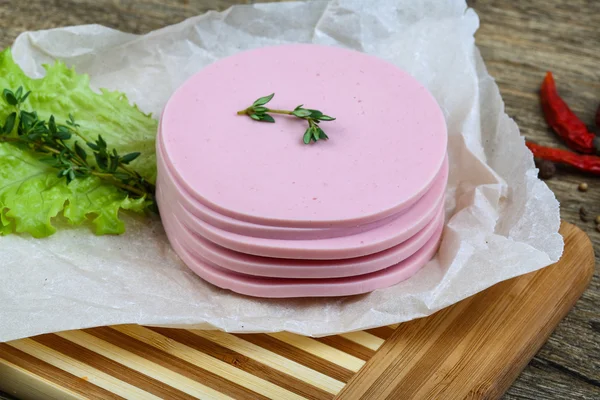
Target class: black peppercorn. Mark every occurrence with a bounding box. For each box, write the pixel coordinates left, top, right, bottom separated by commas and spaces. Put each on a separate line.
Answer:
537, 159, 556, 180
579, 206, 589, 222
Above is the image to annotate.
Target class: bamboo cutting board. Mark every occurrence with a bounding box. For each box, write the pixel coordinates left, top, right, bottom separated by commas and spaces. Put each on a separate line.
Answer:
0, 222, 594, 400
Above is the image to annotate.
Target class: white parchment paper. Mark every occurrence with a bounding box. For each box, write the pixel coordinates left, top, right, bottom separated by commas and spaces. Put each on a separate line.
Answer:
0, 0, 563, 342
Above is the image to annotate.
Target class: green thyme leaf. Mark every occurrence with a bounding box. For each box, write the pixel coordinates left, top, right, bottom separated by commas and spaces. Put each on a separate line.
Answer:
312, 127, 320, 142
86, 142, 99, 151
250, 114, 261, 121
3, 89, 17, 106
292, 109, 311, 118
98, 135, 107, 150
74, 142, 87, 161
253, 106, 268, 113
95, 152, 108, 170
55, 130, 71, 141
260, 114, 275, 123
3, 112, 16, 134
303, 127, 312, 144
48, 115, 57, 134
120, 151, 141, 164
252, 93, 275, 107
20, 90, 30, 104
67, 113, 79, 127
108, 154, 119, 173
308, 109, 323, 119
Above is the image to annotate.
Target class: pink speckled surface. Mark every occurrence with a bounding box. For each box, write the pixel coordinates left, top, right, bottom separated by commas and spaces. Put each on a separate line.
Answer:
157, 139, 441, 240
161, 211, 444, 298
157, 138, 405, 240
159, 44, 447, 228
168, 206, 444, 279
157, 158, 447, 259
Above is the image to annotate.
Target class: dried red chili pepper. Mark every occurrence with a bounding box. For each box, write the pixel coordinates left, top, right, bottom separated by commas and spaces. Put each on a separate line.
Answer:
526, 141, 600, 174
540, 71, 598, 154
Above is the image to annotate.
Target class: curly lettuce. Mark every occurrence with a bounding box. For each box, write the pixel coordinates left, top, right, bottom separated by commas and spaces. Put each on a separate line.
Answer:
0, 49, 157, 238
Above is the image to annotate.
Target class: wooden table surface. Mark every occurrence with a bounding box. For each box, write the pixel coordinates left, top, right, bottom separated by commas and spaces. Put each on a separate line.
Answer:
0, 1, 598, 399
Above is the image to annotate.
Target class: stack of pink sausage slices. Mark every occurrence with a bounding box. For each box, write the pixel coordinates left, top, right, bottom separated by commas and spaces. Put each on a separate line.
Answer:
156, 45, 448, 298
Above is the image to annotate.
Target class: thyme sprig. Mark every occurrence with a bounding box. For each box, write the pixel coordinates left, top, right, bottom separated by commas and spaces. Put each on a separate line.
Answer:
237, 93, 336, 144
0, 87, 155, 209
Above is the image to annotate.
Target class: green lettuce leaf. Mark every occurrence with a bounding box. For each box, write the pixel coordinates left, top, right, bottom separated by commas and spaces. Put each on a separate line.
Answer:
0, 48, 157, 237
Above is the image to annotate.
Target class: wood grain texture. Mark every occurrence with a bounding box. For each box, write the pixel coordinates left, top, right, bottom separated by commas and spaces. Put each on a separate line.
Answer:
0, 223, 593, 399
0, 1, 598, 399
336, 222, 594, 400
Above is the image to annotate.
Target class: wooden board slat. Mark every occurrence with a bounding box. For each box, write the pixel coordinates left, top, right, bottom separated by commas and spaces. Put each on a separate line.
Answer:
0, 222, 593, 400
337, 222, 595, 399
